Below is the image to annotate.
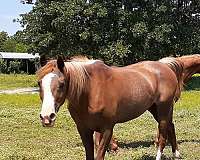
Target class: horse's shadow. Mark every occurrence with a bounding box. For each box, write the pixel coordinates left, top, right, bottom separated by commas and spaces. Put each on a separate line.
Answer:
117, 140, 153, 149
114, 141, 174, 160
117, 139, 200, 150
116, 139, 200, 159
138, 154, 172, 160
177, 139, 200, 144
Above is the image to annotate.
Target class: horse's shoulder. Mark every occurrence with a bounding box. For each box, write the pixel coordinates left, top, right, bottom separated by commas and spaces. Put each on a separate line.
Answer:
90, 60, 111, 71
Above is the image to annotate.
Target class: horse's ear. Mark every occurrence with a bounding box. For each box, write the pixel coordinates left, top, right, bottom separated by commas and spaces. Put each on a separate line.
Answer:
57, 55, 65, 72
40, 54, 47, 67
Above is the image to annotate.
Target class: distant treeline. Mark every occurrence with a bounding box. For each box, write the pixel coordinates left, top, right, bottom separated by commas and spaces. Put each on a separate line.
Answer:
13, 1, 200, 65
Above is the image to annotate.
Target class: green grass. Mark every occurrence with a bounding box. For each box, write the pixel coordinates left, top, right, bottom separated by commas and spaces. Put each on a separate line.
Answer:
0, 73, 199, 91
0, 91, 199, 160
0, 74, 37, 90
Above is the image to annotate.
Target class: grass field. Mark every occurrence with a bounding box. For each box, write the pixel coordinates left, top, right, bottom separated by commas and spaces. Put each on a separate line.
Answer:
0, 74, 37, 90
0, 75, 199, 159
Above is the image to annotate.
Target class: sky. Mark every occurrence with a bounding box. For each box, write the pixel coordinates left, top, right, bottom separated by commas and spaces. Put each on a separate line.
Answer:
0, 0, 33, 36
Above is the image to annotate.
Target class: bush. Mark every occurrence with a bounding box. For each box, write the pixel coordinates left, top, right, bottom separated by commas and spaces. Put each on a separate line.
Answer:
0, 59, 7, 73
8, 60, 21, 74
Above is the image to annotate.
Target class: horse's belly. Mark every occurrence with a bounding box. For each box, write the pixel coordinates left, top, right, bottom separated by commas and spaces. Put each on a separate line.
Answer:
115, 100, 153, 123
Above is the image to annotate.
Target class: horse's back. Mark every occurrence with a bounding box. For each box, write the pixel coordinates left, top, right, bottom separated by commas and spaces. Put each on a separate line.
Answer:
134, 61, 179, 101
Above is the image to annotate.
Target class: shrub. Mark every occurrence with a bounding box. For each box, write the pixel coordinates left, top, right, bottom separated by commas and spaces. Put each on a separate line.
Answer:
0, 59, 7, 73
8, 60, 21, 74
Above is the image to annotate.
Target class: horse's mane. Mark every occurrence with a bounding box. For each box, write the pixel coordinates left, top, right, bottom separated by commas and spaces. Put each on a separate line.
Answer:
36, 60, 57, 81
69, 55, 91, 61
159, 57, 184, 77
177, 54, 200, 67
64, 60, 90, 100
159, 57, 184, 101
36, 57, 96, 101
177, 54, 200, 59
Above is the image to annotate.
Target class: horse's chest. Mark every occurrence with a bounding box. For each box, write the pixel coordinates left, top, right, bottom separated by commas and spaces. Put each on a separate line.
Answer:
69, 106, 107, 130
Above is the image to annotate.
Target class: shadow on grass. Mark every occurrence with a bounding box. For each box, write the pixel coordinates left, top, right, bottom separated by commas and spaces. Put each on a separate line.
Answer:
139, 154, 173, 160
178, 139, 200, 144
117, 139, 200, 150
184, 76, 200, 90
118, 140, 153, 149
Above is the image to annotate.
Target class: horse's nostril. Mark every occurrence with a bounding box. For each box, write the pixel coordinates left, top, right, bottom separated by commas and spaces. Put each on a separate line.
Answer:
49, 113, 56, 120
40, 114, 43, 120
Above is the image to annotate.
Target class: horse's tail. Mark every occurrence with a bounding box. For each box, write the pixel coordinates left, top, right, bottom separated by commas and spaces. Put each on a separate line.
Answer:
159, 58, 184, 101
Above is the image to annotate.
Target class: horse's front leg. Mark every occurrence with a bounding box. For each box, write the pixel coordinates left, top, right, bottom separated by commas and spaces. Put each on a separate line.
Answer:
96, 127, 113, 160
78, 127, 94, 160
94, 132, 118, 152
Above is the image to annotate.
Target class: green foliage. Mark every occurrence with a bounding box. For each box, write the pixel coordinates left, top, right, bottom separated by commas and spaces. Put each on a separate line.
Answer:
19, 0, 200, 65
0, 31, 8, 51
0, 31, 29, 53
15, 42, 29, 52
7, 61, 21, 74
0, 60, 7, 73
1, 38, 17, 52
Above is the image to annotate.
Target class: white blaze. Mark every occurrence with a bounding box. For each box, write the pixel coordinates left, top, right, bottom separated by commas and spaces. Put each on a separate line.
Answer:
40, 73, 57, 117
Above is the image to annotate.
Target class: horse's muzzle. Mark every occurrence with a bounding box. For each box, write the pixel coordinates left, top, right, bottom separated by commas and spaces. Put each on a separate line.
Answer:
40, 113, 56, 127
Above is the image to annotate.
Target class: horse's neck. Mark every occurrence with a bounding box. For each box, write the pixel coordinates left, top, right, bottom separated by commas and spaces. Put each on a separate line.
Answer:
182, 59, 200, 82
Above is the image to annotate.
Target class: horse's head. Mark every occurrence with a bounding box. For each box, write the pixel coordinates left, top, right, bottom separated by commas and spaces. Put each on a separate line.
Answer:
37, 56, 68, 127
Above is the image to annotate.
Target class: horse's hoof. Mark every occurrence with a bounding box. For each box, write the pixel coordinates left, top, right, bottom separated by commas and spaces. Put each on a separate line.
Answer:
173, 150, 181, 159
110, 143, 118, 152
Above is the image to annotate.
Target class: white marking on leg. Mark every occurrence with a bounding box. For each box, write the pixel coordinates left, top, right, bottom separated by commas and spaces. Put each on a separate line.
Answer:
156, 148, 162, 160
40, 73, 57, 117
173, 150, 181, 159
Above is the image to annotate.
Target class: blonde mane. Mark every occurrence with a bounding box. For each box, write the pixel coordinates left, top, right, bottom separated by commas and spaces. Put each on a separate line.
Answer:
36, 60, 57, 81
177, 54, 200, 67
36, 58, 97, 101
64, 60, 90, 100
159, 57, 184, 75
159, 57, 184, 101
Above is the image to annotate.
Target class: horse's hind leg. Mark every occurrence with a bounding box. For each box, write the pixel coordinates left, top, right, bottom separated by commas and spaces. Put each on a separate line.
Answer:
149, 104, 180, 158
156, 119, 168, 160
167, 110, 180, 158
155, 102, 173, 160
148, 104, 159, 147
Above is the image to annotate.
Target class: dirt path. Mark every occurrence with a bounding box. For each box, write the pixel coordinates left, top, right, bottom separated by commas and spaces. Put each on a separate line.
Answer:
0, 87, 39, 94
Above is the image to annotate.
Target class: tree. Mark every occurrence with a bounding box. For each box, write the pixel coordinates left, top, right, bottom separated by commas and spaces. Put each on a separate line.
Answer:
1, 38, 17, 52
0, 31, 8, 51
0, 31, 29, 53
19, 0, 200, 65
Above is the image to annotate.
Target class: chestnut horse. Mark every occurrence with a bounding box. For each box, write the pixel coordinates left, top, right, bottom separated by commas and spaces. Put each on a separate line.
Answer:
37, 56, 183, 160
105, 54, 200, 155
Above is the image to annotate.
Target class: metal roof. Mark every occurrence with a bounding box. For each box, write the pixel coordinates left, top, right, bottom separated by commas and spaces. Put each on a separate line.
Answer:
0, 52, 40, 59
